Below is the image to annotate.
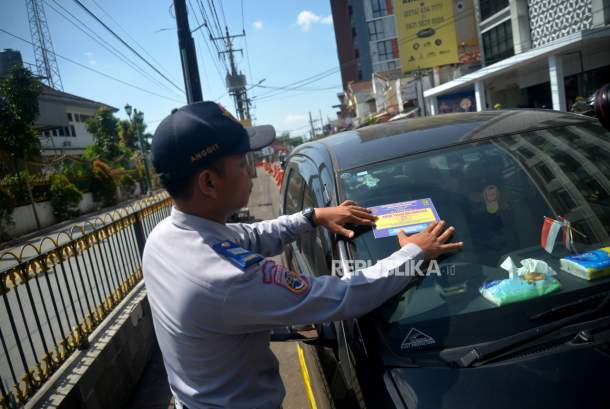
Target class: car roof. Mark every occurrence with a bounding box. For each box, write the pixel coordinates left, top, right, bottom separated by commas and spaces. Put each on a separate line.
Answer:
297, 110, 596, 171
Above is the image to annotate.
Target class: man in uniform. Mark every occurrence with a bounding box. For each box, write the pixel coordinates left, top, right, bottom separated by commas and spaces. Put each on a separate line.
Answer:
143, 101, 463, 409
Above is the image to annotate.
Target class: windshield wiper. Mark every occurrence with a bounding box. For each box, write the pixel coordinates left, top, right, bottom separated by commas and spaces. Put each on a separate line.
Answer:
530, 291, 608, 322
455, 290, 610, 368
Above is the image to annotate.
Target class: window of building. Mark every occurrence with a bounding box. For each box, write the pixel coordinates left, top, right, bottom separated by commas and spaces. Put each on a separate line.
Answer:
348, 5, 353, 15
368, 19, 385, 41
377, 39, 393, 61
70, 125, 76, 137
58, 127, 65, 137
387, 60, 398, 70
80, 114, 91, 122
370, 0, 387, 18
479, 0, 509, 21
482, 20, 514, 65
358, 70, 363, 80
67, 113, 73, 122
52, 129, 57, 136
355, 48, 360, 58
352, 26, 357, 38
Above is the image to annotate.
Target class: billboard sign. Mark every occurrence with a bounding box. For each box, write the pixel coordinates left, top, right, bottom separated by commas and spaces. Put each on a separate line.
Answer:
396, 0, 460, 72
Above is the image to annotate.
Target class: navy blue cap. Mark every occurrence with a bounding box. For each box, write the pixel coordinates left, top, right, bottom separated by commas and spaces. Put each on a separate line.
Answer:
151, 101, 275, 181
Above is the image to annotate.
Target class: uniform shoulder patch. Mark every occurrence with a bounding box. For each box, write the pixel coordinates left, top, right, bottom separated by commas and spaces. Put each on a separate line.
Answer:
261, 261, 310, 295
212, 240, 263, 269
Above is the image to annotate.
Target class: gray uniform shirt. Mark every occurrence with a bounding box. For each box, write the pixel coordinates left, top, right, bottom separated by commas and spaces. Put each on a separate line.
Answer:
143, 207, 423, 409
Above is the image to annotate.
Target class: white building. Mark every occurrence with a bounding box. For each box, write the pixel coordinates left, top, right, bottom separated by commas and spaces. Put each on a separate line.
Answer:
424, 0, 610, 114
37, 85, 118, 156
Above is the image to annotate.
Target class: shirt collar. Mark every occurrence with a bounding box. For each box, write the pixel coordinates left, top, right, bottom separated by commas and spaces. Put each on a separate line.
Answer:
170, 206, 231, 235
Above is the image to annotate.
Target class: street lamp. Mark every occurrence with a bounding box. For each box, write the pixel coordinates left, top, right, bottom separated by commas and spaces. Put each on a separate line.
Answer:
125, 103, 153, 195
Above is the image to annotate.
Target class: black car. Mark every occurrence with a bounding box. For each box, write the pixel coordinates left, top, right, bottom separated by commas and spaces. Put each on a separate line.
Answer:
279, 110, 610, 409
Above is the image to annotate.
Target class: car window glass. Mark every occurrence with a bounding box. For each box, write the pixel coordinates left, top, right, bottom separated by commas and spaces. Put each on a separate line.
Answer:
301, 186, 331, 276
284, 169, 304, 214
339, 122, 610, 345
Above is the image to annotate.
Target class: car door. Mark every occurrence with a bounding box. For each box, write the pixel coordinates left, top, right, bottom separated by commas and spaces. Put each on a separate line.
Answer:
283, 155, 332, 277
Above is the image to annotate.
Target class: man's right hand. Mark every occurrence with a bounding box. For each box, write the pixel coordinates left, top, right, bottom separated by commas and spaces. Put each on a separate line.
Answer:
397, 221, 463, 260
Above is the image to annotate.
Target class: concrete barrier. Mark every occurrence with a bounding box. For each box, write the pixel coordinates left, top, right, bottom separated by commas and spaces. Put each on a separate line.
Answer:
26, 282, 155, 409
6, 193, 97, 237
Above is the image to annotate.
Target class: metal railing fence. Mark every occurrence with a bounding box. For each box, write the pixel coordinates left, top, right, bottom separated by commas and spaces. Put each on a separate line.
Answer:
0, 192, 172, 408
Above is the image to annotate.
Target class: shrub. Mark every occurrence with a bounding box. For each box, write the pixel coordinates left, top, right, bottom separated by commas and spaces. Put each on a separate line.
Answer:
0, 186, 15, 241
119, 173, 136, 198
49, 174, 82, 221
90, 159, 117, 206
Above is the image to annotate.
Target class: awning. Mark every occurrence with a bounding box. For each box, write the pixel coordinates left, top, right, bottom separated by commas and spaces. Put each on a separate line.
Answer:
424, 27, 610, 98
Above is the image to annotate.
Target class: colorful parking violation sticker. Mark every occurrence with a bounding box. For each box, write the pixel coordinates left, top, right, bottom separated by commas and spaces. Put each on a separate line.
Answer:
370, 198, 440, 239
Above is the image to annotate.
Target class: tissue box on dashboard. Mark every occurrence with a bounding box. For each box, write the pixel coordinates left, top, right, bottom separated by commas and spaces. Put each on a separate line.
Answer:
560, 247, 610, 281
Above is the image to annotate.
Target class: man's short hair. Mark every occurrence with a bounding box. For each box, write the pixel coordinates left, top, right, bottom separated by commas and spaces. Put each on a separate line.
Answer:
161, 159, 225, 201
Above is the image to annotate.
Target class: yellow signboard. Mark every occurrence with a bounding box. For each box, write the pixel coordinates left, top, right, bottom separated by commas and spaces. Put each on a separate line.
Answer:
395, 0, 459, 72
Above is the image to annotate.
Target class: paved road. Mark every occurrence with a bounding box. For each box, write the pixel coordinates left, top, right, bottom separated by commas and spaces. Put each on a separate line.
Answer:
125, 168, 334, 409
0, 194, 171, 396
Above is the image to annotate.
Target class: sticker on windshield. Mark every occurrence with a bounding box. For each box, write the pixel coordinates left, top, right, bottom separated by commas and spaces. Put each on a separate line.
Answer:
400, 328, 436, 349
370, 198, 440, 239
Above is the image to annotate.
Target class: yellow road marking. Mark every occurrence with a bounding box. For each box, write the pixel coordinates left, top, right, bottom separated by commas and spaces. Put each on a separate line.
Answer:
297, 343, 318, 409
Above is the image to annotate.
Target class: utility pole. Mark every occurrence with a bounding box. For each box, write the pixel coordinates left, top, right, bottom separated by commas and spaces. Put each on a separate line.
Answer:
319, 110, 324, 135
308, 111, 316, 141
212, 27, 251, 121
173, 0, 203, 103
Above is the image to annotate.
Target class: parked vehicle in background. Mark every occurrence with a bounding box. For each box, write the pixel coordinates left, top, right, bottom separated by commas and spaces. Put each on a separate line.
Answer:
280, 109, 610, 408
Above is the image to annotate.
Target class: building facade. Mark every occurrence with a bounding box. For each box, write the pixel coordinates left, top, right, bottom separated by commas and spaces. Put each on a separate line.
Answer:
37, 85, 118, 157
1, 49, 117, 157
424, 0, 610, 114
363, 0, 400, 74
330, 0, 373, 90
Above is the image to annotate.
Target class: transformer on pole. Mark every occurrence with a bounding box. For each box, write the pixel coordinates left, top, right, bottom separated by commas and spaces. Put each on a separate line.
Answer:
25, 0, 63, 90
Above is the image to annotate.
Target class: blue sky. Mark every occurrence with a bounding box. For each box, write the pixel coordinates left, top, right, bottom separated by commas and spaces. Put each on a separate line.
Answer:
0, 0, 343, 137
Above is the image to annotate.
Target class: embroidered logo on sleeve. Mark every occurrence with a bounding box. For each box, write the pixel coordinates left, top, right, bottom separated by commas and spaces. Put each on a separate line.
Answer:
261, 261, 310, 295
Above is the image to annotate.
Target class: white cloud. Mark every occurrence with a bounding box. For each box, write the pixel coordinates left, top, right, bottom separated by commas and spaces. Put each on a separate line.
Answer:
321, 15, 333, 25
252, 20, 263, 30
284, 114, 307, 125
296, 10, 332, 31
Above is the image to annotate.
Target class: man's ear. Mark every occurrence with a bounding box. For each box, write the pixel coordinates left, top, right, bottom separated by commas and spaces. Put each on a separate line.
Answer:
196, 169, 219, 199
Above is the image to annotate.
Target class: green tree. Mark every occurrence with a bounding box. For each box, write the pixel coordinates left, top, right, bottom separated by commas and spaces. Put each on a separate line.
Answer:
85, 107, 121, 161
117, 119, 137, 151
0, 66, 43, 229
0, 66, 42, 160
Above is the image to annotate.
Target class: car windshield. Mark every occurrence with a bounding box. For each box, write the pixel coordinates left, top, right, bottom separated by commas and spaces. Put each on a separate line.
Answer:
340, 122, 610, 349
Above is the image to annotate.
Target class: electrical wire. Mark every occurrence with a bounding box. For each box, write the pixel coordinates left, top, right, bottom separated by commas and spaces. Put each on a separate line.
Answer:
88, 0, 179, 82
0, 28, 185, 104
71, 0, 185, 94
45, 0, 182, 97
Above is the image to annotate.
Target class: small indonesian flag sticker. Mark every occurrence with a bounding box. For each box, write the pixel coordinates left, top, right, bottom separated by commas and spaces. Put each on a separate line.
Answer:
541, 217, 563, 253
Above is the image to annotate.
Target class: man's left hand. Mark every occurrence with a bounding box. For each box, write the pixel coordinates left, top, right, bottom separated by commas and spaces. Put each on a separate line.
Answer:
313, 200, 377, 238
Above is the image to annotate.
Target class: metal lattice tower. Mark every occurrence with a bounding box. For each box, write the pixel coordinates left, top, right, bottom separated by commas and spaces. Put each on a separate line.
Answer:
25, 0, 63, 90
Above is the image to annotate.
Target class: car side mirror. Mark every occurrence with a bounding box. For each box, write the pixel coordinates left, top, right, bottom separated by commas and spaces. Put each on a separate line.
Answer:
594, 83, 610, 131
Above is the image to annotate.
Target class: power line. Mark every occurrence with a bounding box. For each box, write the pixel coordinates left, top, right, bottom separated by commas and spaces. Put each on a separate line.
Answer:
70, 0, 185, 94
240, 0, 253, 83
0, 28, 185, 103
188, 0, 226, 82
44, 0, 182, 97
197, 0, 229, 73
88, 0, 179, 83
